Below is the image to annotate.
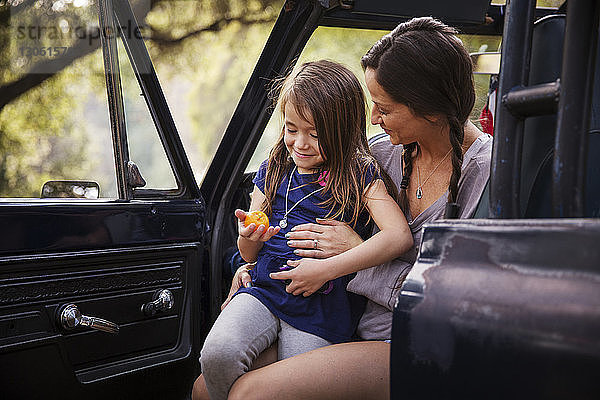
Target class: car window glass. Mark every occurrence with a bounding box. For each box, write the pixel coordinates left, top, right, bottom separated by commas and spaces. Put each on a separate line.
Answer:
246, 26, 501, 172
246, 26, 387, 172
135, 0, 283, 182
117, 38, 177, 191
0, 0, 117, 199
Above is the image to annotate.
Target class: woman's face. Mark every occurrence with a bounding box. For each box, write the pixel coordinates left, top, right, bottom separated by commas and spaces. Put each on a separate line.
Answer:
283, 102, 324, 174
365, 67, 436, 145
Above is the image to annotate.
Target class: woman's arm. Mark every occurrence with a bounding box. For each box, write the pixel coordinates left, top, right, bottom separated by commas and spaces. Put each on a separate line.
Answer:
236, 185, 280, 262
270, 179, 412, 296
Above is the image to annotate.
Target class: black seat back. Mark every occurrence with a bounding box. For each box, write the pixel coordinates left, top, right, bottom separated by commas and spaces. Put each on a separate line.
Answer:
520, 15, 564, 217
474, 15, 565, 219
525, 14, 600, 218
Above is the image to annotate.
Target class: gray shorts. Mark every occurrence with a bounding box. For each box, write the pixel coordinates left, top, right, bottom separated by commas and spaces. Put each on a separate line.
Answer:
200, 293, 332, 400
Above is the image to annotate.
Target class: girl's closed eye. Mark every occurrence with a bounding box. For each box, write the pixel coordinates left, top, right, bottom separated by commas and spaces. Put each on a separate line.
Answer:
310, 132, 318, 139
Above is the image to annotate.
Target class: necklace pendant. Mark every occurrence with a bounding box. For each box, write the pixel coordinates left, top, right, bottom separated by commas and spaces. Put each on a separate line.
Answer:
416, 186, 423, 199
279, 218, 288, 229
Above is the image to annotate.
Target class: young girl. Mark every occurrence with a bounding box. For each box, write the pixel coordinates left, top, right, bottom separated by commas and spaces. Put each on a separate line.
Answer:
199, 60, 412, 400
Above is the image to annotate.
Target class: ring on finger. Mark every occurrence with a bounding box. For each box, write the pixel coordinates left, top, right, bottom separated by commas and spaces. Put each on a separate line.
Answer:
313, 239, 318, 249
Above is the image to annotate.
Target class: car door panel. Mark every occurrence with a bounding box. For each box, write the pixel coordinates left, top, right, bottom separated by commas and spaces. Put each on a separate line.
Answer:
0, 200, 204, 398
0, 0, 208, 394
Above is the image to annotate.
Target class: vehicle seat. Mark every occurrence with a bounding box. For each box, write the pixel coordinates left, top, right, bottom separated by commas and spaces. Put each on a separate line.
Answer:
525, 14, 600, 218
520, 15, 565, 217
474, 16, 566, 219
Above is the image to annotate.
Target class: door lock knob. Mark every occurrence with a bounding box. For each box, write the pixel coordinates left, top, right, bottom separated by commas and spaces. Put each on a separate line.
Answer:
142, 289, 174, 316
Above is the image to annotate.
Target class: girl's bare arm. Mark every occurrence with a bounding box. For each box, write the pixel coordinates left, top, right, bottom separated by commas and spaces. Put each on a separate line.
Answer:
270, 179, 412, 295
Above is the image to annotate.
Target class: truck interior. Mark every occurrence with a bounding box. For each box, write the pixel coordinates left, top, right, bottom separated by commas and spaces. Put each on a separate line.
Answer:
1, 0, 598, 398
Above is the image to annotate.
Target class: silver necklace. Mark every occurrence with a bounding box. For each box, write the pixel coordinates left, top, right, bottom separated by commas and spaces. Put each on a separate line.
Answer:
416, 149, 452, 200
279, 166, 323, 229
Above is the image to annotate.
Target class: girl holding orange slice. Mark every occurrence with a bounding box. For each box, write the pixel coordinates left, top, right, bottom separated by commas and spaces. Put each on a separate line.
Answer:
199, 60, 412, 400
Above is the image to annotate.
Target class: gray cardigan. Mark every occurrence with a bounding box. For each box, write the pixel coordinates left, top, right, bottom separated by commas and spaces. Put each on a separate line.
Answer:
347, 134, 493, 340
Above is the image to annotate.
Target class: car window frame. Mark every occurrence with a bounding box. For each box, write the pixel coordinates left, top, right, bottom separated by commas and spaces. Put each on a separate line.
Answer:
107, 0, 201, 200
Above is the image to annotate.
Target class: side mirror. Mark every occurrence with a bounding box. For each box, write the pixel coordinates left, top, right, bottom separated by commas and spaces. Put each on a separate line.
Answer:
471, 52, 501, 74
41, 181, 100, 199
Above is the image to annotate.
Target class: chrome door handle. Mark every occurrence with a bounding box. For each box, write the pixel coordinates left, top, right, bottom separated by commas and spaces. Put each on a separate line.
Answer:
59, 304, 119, 334
141, 289, 174, 316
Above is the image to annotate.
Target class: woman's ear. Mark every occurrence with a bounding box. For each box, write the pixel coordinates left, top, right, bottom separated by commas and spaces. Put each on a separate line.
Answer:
424, 114, 445, 125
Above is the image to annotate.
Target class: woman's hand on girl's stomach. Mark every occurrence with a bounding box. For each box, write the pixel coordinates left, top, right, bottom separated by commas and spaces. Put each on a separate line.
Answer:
269, 258, 333, 297
286, 218, 363, 258
236, 209, 280, 242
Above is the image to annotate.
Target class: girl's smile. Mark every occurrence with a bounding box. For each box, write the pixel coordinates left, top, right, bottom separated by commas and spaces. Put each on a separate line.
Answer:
284, 103, 324, 173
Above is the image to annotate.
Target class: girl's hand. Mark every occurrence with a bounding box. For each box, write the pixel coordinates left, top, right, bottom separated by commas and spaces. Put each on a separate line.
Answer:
286, 218, 363, 258
221, 264, 254, 310
236, 209, 280, 242
269, 258, 332, 297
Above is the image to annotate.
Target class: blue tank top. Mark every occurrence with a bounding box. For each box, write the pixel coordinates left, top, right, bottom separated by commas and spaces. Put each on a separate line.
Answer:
236, 160, 376, 343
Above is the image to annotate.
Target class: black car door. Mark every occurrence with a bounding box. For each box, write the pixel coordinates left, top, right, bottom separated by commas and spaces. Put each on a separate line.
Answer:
0, 1, 206, 398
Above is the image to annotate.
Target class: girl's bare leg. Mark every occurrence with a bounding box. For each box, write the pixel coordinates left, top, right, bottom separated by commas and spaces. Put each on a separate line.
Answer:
192, 343, 278, 400
228, 341, 390, 400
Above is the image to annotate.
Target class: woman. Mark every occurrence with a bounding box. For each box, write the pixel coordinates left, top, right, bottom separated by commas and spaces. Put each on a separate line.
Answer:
193, 16, 492, 400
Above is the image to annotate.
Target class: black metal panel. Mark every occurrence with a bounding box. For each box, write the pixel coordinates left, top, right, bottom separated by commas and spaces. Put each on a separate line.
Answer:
322, 4, 556, 35
0, 200, 204, 256
2, 0, 209, 397
392, 219, 600, 399
352, 0, 489, 25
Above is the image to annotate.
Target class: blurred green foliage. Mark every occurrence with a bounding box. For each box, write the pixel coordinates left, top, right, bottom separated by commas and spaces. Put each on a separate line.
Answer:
0, 1, 106, 197
0, 0, 282, 197
0, 0, 565, 197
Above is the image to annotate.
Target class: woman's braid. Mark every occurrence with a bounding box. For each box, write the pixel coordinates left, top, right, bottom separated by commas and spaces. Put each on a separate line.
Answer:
447, 115, 465, 206
399, 142, 419, 214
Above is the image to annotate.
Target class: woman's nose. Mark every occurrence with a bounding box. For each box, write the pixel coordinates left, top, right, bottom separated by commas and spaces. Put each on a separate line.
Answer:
370, 108, 382, 125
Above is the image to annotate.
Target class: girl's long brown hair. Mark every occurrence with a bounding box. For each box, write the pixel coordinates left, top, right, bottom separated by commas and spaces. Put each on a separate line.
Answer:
262, 60, 398, 227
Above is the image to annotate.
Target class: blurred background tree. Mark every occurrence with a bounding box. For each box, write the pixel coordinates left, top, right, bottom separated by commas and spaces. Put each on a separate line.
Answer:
0, 0, 283, 196
0, 0, 565, 197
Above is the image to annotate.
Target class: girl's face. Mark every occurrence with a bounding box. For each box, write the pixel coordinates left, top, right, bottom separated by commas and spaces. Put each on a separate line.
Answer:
365, 68, 436, 145
283, 102, 324, 174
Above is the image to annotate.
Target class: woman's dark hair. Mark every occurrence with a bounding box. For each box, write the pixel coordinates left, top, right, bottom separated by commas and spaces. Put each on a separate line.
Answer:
361, 17, 475, 216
